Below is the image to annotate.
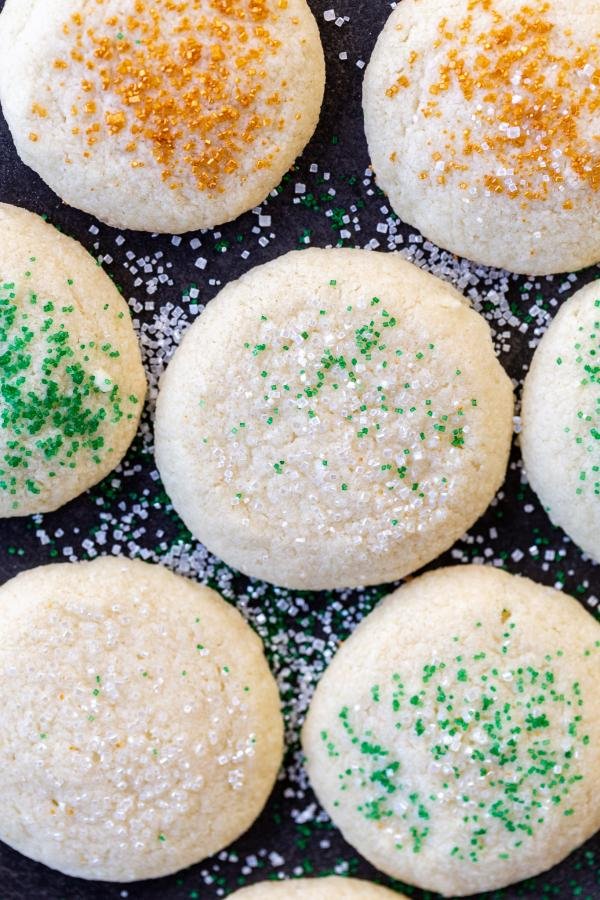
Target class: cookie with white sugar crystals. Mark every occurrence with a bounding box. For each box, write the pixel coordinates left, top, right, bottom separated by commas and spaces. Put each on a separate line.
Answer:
302, 565, 600, 897
521, 280, 600, 563
155, 247, 514, 590
0, 203, 146, 517
228, 877, 407, 898
0, 0, 325, 233
363, 0, 600, 274
0, 556, 283, 881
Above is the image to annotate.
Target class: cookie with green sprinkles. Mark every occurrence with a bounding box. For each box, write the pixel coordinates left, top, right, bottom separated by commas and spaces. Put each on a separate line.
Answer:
302, 565, 600, 897
227, 876, 407, 898
521, 280, 600, 564
155, 247, 513, 590
0, 556, 283, 881
0, 203, 146, 516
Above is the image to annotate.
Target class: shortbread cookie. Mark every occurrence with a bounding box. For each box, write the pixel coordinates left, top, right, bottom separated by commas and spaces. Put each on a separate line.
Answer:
228, 877, 406, 898
0, 556, 283, 881
155, 248, 513, 590
521, 280, 600, 562
363, 0, 600, 274
0, 203, 146, 517
303, 565, 600, 897
0, 0, 325, 233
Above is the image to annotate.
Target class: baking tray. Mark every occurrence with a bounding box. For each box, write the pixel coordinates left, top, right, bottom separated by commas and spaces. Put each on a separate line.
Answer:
0, 1, 598, 898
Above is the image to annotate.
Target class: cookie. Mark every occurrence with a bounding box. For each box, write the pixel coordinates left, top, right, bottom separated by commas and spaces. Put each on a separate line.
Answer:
302, 565, 600, 897
363, 0, 600, 275
0, 556, 283, 881
0, 0, 325, 233
155, 248, 514, 590
0, 203, 146, 517
228, 877, 406, 898
521, 280, 600, 563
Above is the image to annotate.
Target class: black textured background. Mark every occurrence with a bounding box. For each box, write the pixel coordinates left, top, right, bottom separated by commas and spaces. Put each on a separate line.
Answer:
0, 1, 598, 899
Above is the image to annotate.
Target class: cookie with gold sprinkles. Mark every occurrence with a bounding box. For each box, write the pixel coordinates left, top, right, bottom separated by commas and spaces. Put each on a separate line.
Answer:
227, 876, 407, 898
0, 0, 325, 233
363, 0, 600, 275
302, 565, 600, 897
521, 279, 600, 563
0, 202, 146, 517
155, 247, 514, 590
0, 555, 284, 881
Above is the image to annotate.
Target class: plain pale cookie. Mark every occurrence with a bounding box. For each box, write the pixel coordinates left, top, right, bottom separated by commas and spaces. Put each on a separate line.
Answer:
302, 565, 600, 897
228, 876, 407, 898
0, 203, 146, 517
363, 0, 600, 274
0, 556, 283, 881
155, 248, 513, 590
521, 280, 600, 563
0, 0, 325, 233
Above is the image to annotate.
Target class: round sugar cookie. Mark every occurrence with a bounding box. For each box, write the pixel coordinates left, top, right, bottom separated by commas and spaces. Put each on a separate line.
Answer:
228, 877, 406, 898
521, 280, 600, 563
363, 0, 600, 275
0, 556, 283, 881
0, 0, 325, 233
155, 248, 514, 590
0, 203, 146, 517
302, 565, 600, 897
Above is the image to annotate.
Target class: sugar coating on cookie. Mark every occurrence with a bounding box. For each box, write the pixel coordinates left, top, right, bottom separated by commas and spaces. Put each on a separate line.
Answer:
0, 556, 283, 882
521, 281, 600, 562
0, 0, 325, 233
228, 876, 406, 898
363, 0, 600, 274
155, 248, 513, 590
303, 565, 600, 897
0, 203, 146, 517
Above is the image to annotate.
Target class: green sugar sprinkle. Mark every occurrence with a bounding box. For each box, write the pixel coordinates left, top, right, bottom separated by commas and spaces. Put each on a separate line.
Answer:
229, 303, 475, 499
559, 300, 600, 498
0, 279, 137, 506
320, 623, 593, 865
